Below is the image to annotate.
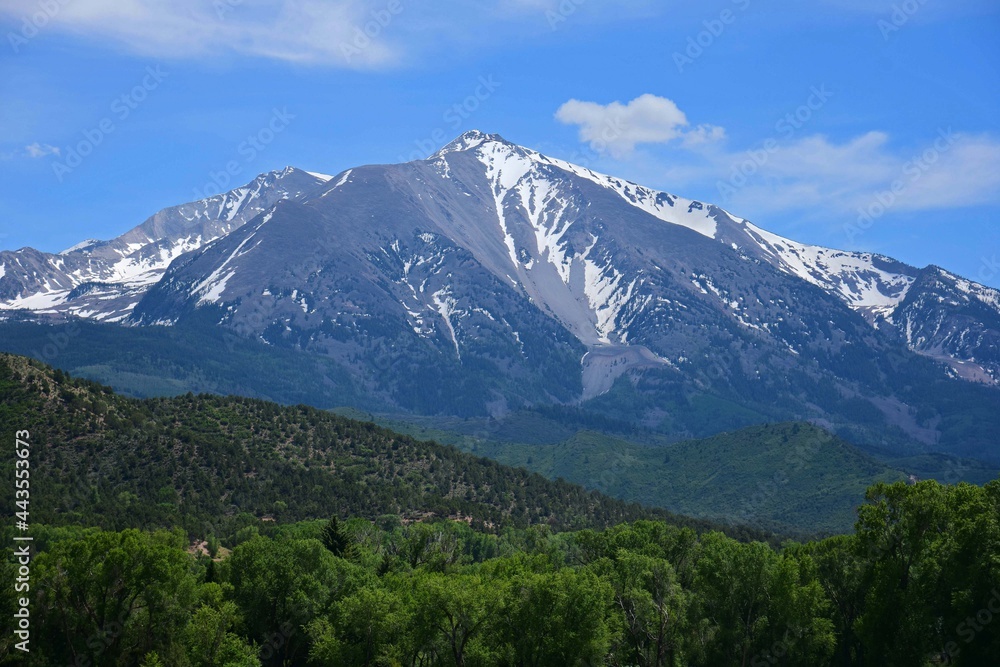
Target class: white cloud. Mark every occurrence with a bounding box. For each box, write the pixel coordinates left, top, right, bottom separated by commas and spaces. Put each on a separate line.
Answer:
0, 0, 401, 68
0, 0, 662, 68
0, 0, 988, 68
711, 131, 1000, 217
556, 95, 1000, 221
555, 94, 725, 158
896, 133, 1000, 209
0, 142, 62, 160
23, 142, 60, 158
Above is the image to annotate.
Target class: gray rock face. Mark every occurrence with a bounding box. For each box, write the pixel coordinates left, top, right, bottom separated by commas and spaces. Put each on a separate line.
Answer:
888, 266, 1000, 384
2, 132, 998, 415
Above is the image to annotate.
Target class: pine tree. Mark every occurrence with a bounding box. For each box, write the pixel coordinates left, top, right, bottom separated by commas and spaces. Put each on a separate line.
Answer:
321, 515, 349, 557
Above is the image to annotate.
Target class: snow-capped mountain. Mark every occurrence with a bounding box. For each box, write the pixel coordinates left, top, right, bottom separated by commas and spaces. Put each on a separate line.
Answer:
890, 266, 1000, 383
0, 167, 330, 322
740, 224, 919, 321
2, 132, 998, 428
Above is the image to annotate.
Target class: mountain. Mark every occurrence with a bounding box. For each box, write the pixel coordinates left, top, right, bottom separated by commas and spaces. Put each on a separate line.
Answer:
0, 167, 330, 322
1, 131, 998, 466
890, 265, 1000, 383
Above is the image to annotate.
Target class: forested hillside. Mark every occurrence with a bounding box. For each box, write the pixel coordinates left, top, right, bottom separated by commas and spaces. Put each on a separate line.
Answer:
0, 353, 764, 539
379, 417, 910, 534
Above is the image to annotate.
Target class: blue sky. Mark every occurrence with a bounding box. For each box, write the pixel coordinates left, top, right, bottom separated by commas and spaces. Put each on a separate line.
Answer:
2, 0, 999, 286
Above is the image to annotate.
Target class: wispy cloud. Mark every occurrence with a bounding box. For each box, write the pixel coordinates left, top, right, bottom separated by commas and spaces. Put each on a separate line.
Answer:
0, 0, 661, 68
23, 142, 60, 158
0, 0, 401, 68
0, 0, 988, 68
710, 131, 1000, 217
554, 94, 1000, 223
816, 0, 995, 16
0, 142, 62, 160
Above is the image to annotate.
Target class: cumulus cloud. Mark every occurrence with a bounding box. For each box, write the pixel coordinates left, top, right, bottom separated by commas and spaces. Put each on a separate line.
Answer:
555, 94, 725, 158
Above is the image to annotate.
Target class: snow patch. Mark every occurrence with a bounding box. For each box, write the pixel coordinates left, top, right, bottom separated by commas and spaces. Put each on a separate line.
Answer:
432, 288, 462, 360
463, 135, 720, 239
745, 222, 915, 310
196, 270, 236, 305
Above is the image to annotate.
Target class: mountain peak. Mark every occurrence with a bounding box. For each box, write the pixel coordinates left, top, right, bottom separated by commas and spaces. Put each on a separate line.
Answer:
435, 130, 510, 157
58, 239, 103, 256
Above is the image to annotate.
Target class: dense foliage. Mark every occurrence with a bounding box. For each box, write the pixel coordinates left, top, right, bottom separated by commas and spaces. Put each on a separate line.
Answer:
380, 417, 911, 534
0, 354, 766, 542
2, 476, 998, 665
2, 354, 998, 665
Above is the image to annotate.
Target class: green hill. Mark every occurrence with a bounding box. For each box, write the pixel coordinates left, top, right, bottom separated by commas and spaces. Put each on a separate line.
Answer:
375, 417, 910, 534
0, 353, 769, 542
